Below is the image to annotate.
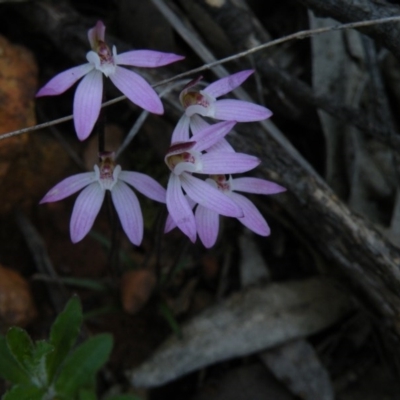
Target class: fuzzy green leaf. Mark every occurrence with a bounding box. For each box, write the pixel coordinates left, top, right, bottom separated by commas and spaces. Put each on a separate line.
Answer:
6, 327, 34, 373
78, 388, 97, 400
0, 335, 30, 385
47, 296, 83, 381
2, 384, 46, 400
54, 333, 113, 398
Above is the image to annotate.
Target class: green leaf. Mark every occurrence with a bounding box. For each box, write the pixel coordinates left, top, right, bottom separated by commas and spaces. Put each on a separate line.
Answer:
106, 395, 143, 400
6, 327, 34, 373
54, 333, 113, 398
159, 302, 182, 338
6, 328, 53, 387
2, 384, 46, 400
0, 335, 30, 385
56, 277, 108, 292
47, 296, 83, 382
78, 388, 97, 400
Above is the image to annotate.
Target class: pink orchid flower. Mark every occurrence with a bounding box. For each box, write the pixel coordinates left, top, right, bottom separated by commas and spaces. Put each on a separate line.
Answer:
164, 120, 261, 243
40, 152, 166, 245
171, 70, 273, 143
36, 20, 184, 141
166, 175, 286, 248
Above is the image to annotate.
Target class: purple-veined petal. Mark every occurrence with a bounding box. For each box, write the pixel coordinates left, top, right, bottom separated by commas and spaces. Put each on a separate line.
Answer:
232, 177, 286, 195
164, 214, 176, 233
213, 99, 272, 121
192, 121, 236, 152
165, 196, 196, 233
73, 69, 103, 141
200, 152, 260, 174
70, 182, 105, 243
166, 174, 197, 242
180, 173, 242, 218
203, 70, 254, 98
185, 103, 215, 118
111, 181, 143, 245
119, 171, 166, 203
116, 50, 184, 67
206, 138, 235, 153
171, 114, 191, 143
229, 192, 270, 236
190, 114, 209, 136
88, 21, 106, 49
109, 66, 163, 114
195, 205, 219, 248
36, 64, 94, 97
40, 172, 96, 204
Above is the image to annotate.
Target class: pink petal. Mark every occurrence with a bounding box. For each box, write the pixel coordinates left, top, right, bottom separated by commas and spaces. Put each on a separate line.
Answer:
109, 66, 163, 114
165, 196, 196, 233
73, 69, 103, 141
180, 173, 242, 218
36, 64, 93, 97
111, 181, 143, 245
232, 177, 286, 195
88, 21, 106, 49
40, 172, 96, 204
195, 205, 219, 248
116, 50, 184, 67
206, 138, 235, 153
192, 121, 236, 152
214, 99, 272, 121
190, 115, 209, 136
70, 183, 105, 243
171, 114, 191, 143
200, 152, 260, 174
204, 70, 254, 98
166, 174, 197, 242
229, 192, 270, 236
164, 214, 176, 233
118, 171, 166, 203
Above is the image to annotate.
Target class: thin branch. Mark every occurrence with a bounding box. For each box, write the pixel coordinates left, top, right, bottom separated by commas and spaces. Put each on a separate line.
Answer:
1, 14, 400, 141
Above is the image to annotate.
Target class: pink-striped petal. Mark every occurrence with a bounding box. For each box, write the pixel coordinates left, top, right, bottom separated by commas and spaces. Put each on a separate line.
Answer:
88, 21, 106, 49
171, 114, 191, 143
73, 69, 103, 141
192, 121, 236, 152
36, 64, 93, 97
118, 171, 166, 203
40, 172, 96, 203
232, 177, 286, 195
166, 174, 197, 242
111, 181, 143, 245
195, 205, 220, 248
200, 152, 260, 174
165, 196, 196, 233
109, 66, 163, 114
180, 173, 242, 218
70, 183, 105, 243
164, 214, 176, 233
229, 192, 270, 236
206, 138, 235, 153
189, 114, 209, 136
214, 99, 272, 121
116, 50, 184, 67
204, 70, 254, 98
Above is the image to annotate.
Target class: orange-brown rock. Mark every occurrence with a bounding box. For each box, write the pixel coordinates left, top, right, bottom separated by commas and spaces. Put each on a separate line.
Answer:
121, 269, 157, 314
0, 265, 37, 330
0, 34, 69, 214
